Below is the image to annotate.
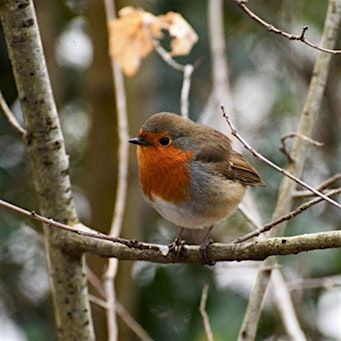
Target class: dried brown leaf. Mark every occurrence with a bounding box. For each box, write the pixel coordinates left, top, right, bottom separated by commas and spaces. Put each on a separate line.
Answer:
159, 12, 198, 56
109, 7, 160, 76
108, 7, 198, 76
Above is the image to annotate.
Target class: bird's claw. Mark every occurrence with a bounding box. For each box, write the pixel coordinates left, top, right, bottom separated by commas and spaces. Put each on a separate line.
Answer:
168, 237, 185, 251
200, 239, 215, 266
168, 237, 186, 256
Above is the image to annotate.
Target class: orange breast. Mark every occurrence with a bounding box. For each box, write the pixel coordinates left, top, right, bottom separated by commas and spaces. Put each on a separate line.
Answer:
137, 145, 194, 203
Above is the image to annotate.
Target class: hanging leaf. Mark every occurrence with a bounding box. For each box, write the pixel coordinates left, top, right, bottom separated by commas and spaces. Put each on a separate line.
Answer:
158, 12, 198, 56
109, 7, 198, 76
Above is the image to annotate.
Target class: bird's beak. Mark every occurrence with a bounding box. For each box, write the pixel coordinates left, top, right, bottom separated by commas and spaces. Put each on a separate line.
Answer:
128, 137, 150, 146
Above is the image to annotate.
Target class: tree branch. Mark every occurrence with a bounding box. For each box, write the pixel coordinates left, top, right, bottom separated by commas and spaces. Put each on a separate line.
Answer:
200, 285, 214, 341
280, 132, 324, 163
1, 197, 341, 263
237, 0, 341, 338
293, 173, 341, 198
104, 0, 130, 339
271, 270, 307, 341
235, 188, 341, 243
152, 38, 193, 118
0, 91, 26, 139
231, 0, 341, 55
0, 195, 341, 264
221, 106, 341, 210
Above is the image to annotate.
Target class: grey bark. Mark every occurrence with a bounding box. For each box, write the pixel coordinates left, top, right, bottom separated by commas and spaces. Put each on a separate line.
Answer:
0, 1, 94, 340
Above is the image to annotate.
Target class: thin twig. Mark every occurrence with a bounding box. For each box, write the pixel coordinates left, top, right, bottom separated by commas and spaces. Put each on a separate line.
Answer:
89, 295, 154, 341
104, 0, 130, 340
238, 204, 262, 230
152, 38, 193, 118
89, 294, 110, 309
0, 91, 26, 138
180, 64, 193, 119
221, 106, 341, 210
0, 197, 156, 250
152, 38, 185, 71
200, 285, 214, 341
280, 132, 324, 163
116, 301, 154, 341
86, 265, 106, 298
293, 173, 341, 198
231, 0, 341, 55
235, 187, 341, 243
199, 0, 234, 137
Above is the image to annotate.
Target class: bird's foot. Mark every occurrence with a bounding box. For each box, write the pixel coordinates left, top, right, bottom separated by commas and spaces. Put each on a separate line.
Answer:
168, 237, 186, 256
200, 239, 215, 266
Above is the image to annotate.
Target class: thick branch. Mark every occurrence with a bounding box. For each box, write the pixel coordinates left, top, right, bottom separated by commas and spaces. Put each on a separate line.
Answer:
1, 197, 341, 263
77, 230, 341, 264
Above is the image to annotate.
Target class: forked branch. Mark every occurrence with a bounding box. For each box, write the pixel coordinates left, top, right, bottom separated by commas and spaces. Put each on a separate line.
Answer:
221, 106, 341, 210
231, 0, 341, 55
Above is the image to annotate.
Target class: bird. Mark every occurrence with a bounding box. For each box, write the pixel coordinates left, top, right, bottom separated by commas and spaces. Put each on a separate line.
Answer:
129, 112, 264, 264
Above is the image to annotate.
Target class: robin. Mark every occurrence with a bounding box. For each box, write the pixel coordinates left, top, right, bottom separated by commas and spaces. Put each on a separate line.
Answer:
129, 112, 264, 264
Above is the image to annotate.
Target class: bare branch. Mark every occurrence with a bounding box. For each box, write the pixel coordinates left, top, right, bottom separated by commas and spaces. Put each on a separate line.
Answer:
235, 188, 341, 243
152, 38, 193, 118
89, 295, 110, 309
86, 265, 106, 298
238, 204, 262, 230
231, 0, 341, 55
271, 270, 307, 341
0, 91, 26, 138
237, 265, 272, 341
293, 173, 341, 198
104, 0, 130, 339
116, 301, 154, 341
221, 106, 341, 210
237, 0, 341, 337
152, 38, 185, 71
0, 197, 156, 251
2, 196, 341, 263
200, 285, 214, 341
200, 0, 234, 137
180, 64, 193, 119
280, 132, 324, 163
89, 295, 154, 341
2, 197, 341, 263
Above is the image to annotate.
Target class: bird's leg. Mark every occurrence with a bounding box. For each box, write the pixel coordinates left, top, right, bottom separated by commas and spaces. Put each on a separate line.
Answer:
168, 226, 185, 252
200, 225, 215, 266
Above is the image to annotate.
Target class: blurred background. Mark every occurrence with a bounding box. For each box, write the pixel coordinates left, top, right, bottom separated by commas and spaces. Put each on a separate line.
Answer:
0, 0, 340, 340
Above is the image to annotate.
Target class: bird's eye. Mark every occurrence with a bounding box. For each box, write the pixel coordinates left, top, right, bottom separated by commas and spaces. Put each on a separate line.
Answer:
159, 137, 170, 146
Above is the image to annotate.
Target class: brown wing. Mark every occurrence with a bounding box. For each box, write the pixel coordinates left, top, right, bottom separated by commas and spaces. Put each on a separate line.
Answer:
192, 127, 265, 187
228, 152, 265, 187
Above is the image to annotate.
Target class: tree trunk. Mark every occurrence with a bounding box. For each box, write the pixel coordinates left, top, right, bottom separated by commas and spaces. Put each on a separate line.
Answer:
0, 1, 94, 339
